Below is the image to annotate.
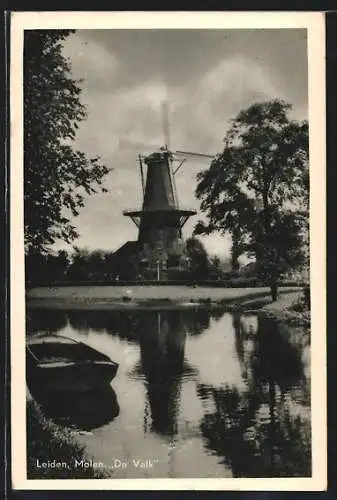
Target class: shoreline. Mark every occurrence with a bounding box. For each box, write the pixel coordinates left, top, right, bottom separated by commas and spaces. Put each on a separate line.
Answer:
26, 286, 302, 311
26, 287, 310, 329
27, 399, 111, 479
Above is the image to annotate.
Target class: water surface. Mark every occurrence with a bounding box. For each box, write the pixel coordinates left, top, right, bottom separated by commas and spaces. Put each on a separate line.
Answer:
27, 307, 311, 478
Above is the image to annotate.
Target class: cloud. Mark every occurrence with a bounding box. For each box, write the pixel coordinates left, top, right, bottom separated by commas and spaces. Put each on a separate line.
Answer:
200, 56, 279, 96
62, 33, 119, 89
191, 56, 285, 143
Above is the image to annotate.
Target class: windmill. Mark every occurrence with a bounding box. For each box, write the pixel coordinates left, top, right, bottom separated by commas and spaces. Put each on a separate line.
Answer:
122, 102, 215, 280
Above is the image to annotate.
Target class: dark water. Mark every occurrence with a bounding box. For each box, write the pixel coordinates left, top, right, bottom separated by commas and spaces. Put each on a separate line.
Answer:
26, 307, 311, 478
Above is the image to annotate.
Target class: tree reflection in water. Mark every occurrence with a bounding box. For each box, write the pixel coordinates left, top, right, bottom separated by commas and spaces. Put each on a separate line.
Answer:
26, 309, 68, 336
199, 314, 311, 477
182, 308, 212, 336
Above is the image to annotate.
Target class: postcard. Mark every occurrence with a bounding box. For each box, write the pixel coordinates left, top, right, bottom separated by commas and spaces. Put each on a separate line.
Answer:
10, 10, 326, 490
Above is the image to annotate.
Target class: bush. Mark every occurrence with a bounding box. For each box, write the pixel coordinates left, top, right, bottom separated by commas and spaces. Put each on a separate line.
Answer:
289, 287, 310, 313
199, 297, 212, 303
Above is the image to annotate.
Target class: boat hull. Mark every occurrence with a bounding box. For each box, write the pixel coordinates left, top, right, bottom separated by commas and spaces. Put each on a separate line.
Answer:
27, 361, 118, 392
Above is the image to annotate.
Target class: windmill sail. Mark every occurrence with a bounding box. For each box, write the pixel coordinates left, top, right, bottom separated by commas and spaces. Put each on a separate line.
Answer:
161, 100, 171, 150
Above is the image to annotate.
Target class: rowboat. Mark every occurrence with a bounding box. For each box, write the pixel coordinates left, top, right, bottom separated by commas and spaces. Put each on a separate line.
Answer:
26, 334, 119, 391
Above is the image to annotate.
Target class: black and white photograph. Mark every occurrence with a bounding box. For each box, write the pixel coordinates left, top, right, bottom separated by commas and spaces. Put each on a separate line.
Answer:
10, 11, 326, 490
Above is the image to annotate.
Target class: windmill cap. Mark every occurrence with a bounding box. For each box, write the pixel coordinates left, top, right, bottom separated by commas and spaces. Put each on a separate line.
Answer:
144, 151, 171, 165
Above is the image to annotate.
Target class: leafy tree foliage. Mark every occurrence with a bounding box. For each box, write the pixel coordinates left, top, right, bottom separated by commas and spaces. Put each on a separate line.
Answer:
184, 237, 209, 280
67, 247, 116, 281
194, 100, 309, 299
24, 30, 110, 255
25, 249, 70, 286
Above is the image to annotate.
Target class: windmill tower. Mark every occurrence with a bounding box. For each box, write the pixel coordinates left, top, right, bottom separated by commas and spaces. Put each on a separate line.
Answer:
123, 147, 196, 278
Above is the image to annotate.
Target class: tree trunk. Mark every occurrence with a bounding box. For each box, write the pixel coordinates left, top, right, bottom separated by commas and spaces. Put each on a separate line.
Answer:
270, 279, 278, 302
231, 254, 240, 271
231, 229, 241, 271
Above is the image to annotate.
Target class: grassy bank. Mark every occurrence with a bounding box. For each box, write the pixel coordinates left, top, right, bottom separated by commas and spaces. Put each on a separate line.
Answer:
27, 400, 111, 479
236, 290, 310, 326
26, 285, 302, 310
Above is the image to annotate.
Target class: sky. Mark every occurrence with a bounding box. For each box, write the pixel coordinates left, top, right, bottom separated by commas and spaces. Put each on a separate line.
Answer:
58, 28, 308, 257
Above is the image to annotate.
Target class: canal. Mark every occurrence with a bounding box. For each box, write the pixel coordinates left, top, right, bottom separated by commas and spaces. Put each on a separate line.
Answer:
26, 306, 311, 478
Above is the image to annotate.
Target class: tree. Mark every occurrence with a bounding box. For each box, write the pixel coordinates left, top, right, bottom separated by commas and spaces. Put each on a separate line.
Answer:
184, 237, 209, 281
45, 250, 70, 281
85, 250, 107, 278
25, 249, 70, 286
194, 100, 309, 300
249, 208, 307, 299
24, 30, 110, 256
67, 247, 90, 281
